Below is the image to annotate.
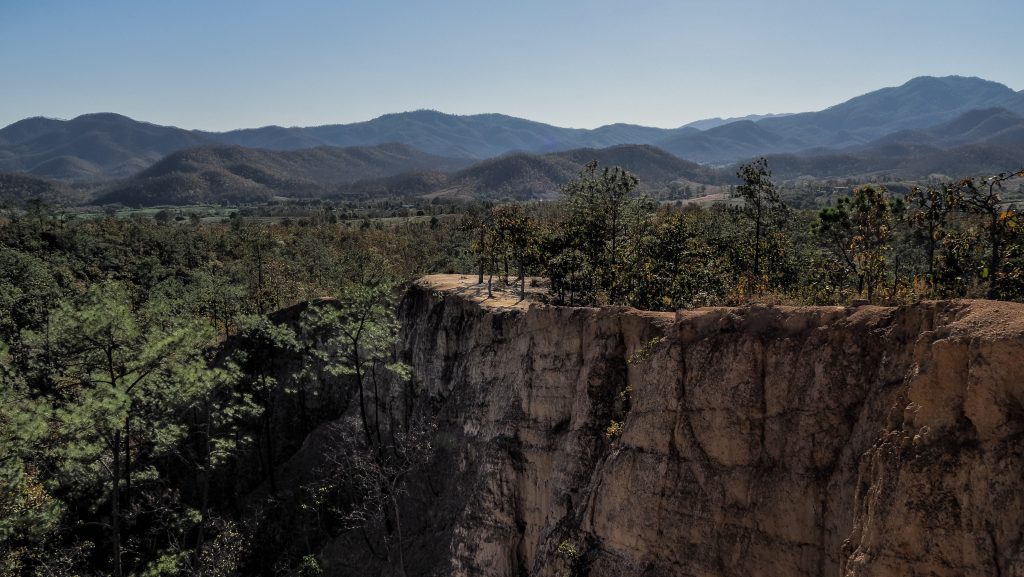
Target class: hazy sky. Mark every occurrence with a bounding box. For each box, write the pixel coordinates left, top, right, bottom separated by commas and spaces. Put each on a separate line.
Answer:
2, 0, 1022, 131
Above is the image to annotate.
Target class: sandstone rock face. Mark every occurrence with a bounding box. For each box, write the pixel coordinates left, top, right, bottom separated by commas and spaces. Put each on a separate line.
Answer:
399, 275, 1024, 577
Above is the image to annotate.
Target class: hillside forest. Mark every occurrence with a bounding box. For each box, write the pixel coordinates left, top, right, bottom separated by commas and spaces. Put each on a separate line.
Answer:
2, 157, 1024, 576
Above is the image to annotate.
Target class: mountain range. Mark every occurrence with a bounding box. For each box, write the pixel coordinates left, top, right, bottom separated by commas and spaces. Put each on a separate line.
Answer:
1, 75, 1023, 205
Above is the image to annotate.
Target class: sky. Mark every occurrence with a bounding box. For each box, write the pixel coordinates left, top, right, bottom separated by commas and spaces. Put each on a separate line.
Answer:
2, 0, 1023, 131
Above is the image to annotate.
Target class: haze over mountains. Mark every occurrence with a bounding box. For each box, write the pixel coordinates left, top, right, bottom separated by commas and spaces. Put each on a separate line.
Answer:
1, 75, 1023, 205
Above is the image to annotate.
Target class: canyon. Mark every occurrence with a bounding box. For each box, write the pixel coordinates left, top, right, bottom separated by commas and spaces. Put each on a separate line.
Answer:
354, 274, 1024, 577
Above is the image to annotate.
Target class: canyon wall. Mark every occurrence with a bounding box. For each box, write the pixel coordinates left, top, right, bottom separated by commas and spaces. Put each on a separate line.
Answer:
393, 275, 1024, 577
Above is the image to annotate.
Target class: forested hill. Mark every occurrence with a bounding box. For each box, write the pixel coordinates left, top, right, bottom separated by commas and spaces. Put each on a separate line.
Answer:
89, 143, 728, 206
92, 143, 472, 206
4, 75, 1024, 181
0, 173, 86, 205
352, 144, 731, 201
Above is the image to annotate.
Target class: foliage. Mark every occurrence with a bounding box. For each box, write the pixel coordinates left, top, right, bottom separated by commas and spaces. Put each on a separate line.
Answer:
735, 157, 788, 284
557, 539, 586, 577
816, 185, 902, 302
948, 170, 1024, 299
604, 420, 624, 440
458, 159, 1024, 308
545, 161, 654, 305
0, 205, 461, 576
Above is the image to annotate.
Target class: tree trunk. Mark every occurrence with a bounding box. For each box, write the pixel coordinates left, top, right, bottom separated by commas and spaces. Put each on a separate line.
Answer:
256, 245, 265, 315
354, 350, 375, 450
487, 254, 494, 298
519, 258, 525, 301
112, 430, 123, 577
392, 490, 406, 577
124, 415, 132, 512
371, 362, 383, 451
193, 406, 211, 574
260, 373, 277, 496
609, 207, 619, 304
989, 215, 1001, 299
753, 208, 762, 280
927, 223, 937, 287
299, 383, 309, 438
477, 229, 485, 284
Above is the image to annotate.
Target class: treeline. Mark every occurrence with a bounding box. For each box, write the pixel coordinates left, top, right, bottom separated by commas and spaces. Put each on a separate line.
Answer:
0, 208, 473, 576
470, 160, 1024, 308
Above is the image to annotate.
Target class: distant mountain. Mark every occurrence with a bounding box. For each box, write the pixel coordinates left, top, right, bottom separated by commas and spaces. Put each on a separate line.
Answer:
683, 113, 792, 131
211, 111, 697, 159
992, 90, 1024, 116
0, 173, 84, 205
351, 144, 730, 201
657, 120, 807, 164
136, 142, 465, 183
0, 116, 66, 145
551, 144, 724, 185
767, 143, 1024, 182
764, 109, 1024, 180
0, 113, 208, 180
758, 76, 1017, 146
347, 170, 452, 197
94, 143, 469, 206
436, 153, 580, 199
655, 76, 1024, 162
4, 75, 1024, 182
871, 107, 1024, 149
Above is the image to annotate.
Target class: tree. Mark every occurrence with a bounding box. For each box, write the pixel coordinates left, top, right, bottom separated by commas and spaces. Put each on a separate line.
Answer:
300, 281, 428, 576
301, 282, 404, 452
460, 203, 494, 284
180, 363, 253, 575
816, 186, 900, 302
230, 315, 299, 497
734, 158, 786, 285
951, 170, 1024, 299
310, 417, 433, 577
482, 204, 539, 300
231, 223, 284, 315
0, 341, 62, 573
623, 206, 729, 310
551, 161, 651, 305
23, 281, 219, 577
907, 183, 959, 291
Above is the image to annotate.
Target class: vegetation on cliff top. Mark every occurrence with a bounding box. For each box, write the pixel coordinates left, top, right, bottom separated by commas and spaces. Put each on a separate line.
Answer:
470, 160, 1024, 307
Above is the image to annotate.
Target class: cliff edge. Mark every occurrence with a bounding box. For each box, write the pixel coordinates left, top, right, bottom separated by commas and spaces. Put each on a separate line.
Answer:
394, 274, 1024, 577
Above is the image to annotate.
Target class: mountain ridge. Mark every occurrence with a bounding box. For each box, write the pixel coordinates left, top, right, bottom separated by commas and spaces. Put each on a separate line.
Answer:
2, 75, 1023, 183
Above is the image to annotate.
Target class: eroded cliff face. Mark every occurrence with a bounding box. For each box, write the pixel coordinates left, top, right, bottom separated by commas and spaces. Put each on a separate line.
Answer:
396, 275, 1024, 577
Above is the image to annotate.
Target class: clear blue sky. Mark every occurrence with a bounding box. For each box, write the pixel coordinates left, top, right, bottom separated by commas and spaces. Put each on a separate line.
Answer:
2, 0, 1022, 131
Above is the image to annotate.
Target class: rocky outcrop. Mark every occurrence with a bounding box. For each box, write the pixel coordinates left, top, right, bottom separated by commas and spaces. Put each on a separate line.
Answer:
395, 275, 1024, 577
